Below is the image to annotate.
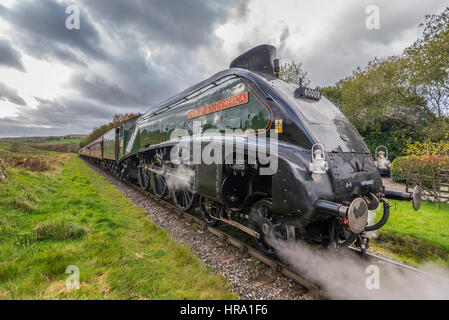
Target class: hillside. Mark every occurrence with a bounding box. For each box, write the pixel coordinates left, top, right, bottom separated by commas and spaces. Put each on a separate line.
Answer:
0, 135, 85, 145
0, 135, 85, 154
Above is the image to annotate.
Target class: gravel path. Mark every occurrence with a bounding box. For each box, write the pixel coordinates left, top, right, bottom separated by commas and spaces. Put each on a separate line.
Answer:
86, 162, 312, 300
382, 177, 407, 192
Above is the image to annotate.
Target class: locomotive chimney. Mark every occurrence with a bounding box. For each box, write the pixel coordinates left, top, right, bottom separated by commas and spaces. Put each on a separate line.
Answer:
230, 44, 278, 77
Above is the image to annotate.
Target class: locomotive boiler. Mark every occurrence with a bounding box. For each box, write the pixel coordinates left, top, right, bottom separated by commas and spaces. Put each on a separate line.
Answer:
79, 44, 422, 256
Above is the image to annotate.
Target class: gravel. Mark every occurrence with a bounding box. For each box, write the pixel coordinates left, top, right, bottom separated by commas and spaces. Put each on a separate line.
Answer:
87, 162, 312, 300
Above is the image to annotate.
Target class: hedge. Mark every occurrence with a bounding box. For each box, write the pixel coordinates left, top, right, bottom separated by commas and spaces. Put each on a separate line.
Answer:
391, 155, 449, 187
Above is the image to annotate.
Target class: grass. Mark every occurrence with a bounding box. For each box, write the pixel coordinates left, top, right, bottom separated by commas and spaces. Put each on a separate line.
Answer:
371, 200, 449, 266
0, 142, 48, 156
2, 154, 71, 172
0, 155, 236, 299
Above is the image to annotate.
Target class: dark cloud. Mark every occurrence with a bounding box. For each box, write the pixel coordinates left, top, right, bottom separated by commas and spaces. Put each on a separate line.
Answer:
68, 72, 148, 107
0, 39, 25, 71
0, 0, 104, 65
0, 0, 247, 137
3, 0, 444, 138
0, 81, 27, 106
82, 0, 241, 49
0, 96, 123, 137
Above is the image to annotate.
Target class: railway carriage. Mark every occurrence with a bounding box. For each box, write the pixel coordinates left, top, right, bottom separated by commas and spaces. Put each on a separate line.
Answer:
80, 44, 422, 255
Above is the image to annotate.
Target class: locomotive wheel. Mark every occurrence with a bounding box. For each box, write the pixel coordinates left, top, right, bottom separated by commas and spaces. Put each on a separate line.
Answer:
138, 167, 151, 191
172, 188, 197, 212
150, 172, 167, 198
114, 164, 121, 177
120, 167, 128, 181
200, 197, 219, 226
249, 199, 280, 256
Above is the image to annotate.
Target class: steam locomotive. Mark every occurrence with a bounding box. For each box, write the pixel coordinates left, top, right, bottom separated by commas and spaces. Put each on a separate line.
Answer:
79, 45, 422, 255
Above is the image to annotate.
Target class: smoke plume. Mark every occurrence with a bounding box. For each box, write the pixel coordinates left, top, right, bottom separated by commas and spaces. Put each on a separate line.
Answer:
268, 237, 449, 299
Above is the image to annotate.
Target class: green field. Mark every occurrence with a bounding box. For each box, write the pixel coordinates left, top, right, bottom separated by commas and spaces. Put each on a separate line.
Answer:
0, 142, 49, 156
371, 200, 449, 266
0, 136, 85, 145
39, 138, 83, 145
0, 155, 236, 299
0, 136, 84, 154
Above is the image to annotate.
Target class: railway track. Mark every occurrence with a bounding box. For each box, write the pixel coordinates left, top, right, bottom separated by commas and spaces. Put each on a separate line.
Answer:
84, 158, 449, 299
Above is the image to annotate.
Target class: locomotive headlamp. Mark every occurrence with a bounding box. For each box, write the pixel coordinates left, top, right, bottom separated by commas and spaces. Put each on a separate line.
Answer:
309, 144, 329, 174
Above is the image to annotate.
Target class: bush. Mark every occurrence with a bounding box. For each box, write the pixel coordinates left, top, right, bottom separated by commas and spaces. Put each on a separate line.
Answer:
391, 138, 449, 184
0, 159, 7, 182
2, 154, 69, 172
390, 155, 449, 187
404, 137, 449, 157
391, 157, 407, 183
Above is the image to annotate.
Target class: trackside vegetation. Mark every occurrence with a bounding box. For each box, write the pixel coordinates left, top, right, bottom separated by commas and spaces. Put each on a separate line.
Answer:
0, 155, 236, 299
371, 200, 449, 266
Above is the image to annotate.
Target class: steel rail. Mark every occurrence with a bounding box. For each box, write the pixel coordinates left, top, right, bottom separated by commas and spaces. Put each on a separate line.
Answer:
348, 247, 449, 284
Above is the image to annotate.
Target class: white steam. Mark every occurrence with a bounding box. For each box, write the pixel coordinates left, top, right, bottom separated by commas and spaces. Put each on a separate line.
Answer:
164, 166, 195, 191
268, 237, 449, 299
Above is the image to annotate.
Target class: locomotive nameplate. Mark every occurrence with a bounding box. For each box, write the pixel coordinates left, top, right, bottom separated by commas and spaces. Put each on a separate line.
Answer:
188, 91, 249, 120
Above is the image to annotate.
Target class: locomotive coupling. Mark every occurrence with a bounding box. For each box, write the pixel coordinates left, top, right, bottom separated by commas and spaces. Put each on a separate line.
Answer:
315, 198, 368, 234
383, 185, 423, 211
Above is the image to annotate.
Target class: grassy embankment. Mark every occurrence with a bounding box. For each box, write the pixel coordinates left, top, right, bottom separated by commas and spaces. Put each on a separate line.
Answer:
0, 151, 236, 299
371, 200, 449, 266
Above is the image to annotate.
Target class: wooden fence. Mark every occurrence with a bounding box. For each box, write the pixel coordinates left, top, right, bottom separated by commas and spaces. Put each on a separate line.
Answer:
406, 170, 449, 208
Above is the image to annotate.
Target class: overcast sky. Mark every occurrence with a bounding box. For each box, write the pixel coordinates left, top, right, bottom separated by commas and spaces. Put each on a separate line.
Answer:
0, 0, 447, 137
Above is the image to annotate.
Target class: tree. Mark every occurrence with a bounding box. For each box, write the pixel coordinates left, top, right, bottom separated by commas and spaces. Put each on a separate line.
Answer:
80, 113, 141, 147
405, 7, 449, 119
321, 82, 343, 109
311, 7, 449, 158
332, 56, 429, 133
112, 113, 139, 124
279, 61, 311, 87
